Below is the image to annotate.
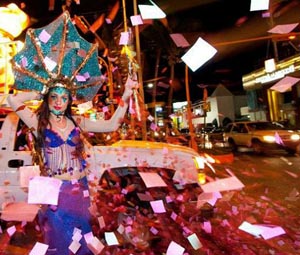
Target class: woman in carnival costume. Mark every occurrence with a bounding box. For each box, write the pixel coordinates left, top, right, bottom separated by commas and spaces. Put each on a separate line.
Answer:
8, 11, 136, 255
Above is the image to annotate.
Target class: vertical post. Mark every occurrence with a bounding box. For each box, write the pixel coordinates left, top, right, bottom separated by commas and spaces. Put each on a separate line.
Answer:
185, 65, 197, 151
98, 56, 114, 113
167, 64, 174, 117
133, 0, 147, 140
107, 59, 114, 114
152, 48, 162, 117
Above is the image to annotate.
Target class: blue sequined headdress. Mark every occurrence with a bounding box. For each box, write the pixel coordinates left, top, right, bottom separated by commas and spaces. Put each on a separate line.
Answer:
12, 11, 103, 101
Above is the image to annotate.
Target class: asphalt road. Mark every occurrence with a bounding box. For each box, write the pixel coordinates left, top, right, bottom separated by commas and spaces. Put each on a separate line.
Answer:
203, 150, 300, 254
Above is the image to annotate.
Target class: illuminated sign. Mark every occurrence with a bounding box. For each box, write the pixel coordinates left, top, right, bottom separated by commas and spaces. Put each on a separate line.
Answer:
243, 55, 300, 90
255, 65, 295, 84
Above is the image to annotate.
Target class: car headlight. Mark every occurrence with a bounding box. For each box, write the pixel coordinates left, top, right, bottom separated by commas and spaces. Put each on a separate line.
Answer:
291, 134, 300, 141
263, 135, 276, 142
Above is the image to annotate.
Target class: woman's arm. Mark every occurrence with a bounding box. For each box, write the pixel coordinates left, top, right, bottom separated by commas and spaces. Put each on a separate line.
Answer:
7, 91, 39, 133
77, 76, 136, 133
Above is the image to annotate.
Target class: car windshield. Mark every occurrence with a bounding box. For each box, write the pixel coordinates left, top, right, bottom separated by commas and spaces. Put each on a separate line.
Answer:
247, 122, 285, 131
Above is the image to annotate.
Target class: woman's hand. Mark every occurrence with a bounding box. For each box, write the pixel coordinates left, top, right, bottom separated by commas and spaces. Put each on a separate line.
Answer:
122, 75, 139, 101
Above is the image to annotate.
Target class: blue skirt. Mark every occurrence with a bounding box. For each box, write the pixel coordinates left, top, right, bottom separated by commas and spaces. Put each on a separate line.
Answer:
38, 176, 93, 255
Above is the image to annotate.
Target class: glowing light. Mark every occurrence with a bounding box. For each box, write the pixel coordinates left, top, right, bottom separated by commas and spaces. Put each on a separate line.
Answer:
288, 35, 296, 40
0, 3, 29, 92
198, 171, 206, 185
263, 135, 276, 143
291, 134, 300, 141
0, 3, 30, 39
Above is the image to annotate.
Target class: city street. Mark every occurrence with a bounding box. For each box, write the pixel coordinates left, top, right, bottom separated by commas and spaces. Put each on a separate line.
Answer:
199, 150, 300, 254
0, 150, 299, 255
1, 1, 300, 254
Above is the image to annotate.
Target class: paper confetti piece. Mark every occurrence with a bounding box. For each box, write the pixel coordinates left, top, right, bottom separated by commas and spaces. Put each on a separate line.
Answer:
139, 172, 167, 188
285, 170, 298, 178
150, 200, 166, 213
83, 189, 90, 198
202, 221, 212, 234
104, 232, 119, 245
84, 232, 94, 244
38, 29, 51, 43
150, 227, 159, 235
260, 226, 286, 240
6, 225, 16, 236
68, 240, 81, 254
76, 75, 87, 82
201, 176, 244, 193
21, 57, 28, 67
187, 233, 202, 250
72, 231, 82, 242
166, 241, 185, 255
29, 242, 49, 255
130, 15, 143, 26
86, 236, 105, 255
28, 176, 62, 205
44, 56, 57, 71
98, 216, 106, 229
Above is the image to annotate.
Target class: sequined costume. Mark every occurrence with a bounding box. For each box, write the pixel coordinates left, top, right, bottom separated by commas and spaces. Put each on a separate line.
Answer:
7, 90, 131, 255
38, 178, 92, 255
43, 128, 85, 177
39, 125, 93, 255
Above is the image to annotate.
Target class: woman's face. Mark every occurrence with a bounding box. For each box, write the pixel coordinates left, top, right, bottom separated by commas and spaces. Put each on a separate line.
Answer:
48, 87, 70, 116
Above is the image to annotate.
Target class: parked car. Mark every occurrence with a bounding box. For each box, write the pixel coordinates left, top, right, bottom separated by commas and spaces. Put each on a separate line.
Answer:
223, 121, 300, 154
0, 112, 207, 210
197, 125, 224, 143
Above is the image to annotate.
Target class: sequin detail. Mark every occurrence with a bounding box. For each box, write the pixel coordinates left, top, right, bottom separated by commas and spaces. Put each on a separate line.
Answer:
43, 128, 85, 177
44, 128, 79, 147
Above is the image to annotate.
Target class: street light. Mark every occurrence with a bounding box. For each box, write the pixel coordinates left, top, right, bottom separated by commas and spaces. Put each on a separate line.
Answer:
0, 3, 29, 39
0, 3, 29, 93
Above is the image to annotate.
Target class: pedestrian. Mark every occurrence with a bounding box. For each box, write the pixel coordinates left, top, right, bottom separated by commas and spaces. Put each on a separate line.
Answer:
7, 75, 136, 255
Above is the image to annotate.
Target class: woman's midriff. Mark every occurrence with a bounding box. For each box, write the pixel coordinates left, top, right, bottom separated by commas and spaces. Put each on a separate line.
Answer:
53, 171, 86, 181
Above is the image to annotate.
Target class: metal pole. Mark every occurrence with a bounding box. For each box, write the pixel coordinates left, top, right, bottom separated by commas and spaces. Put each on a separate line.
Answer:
133, 0, 147, 140
185, 65, 197, 151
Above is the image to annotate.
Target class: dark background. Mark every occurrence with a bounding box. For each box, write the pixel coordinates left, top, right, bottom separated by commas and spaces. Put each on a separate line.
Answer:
3, 0, 300, 102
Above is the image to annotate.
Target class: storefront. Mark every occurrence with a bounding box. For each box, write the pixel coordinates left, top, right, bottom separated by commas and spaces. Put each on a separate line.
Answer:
242, 55, 300, 127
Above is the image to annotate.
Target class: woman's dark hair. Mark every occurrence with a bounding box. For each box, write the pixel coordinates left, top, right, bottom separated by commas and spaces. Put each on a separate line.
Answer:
34, 89, 85, 173
35, 88, 84, 157
36, 88, 72, 144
